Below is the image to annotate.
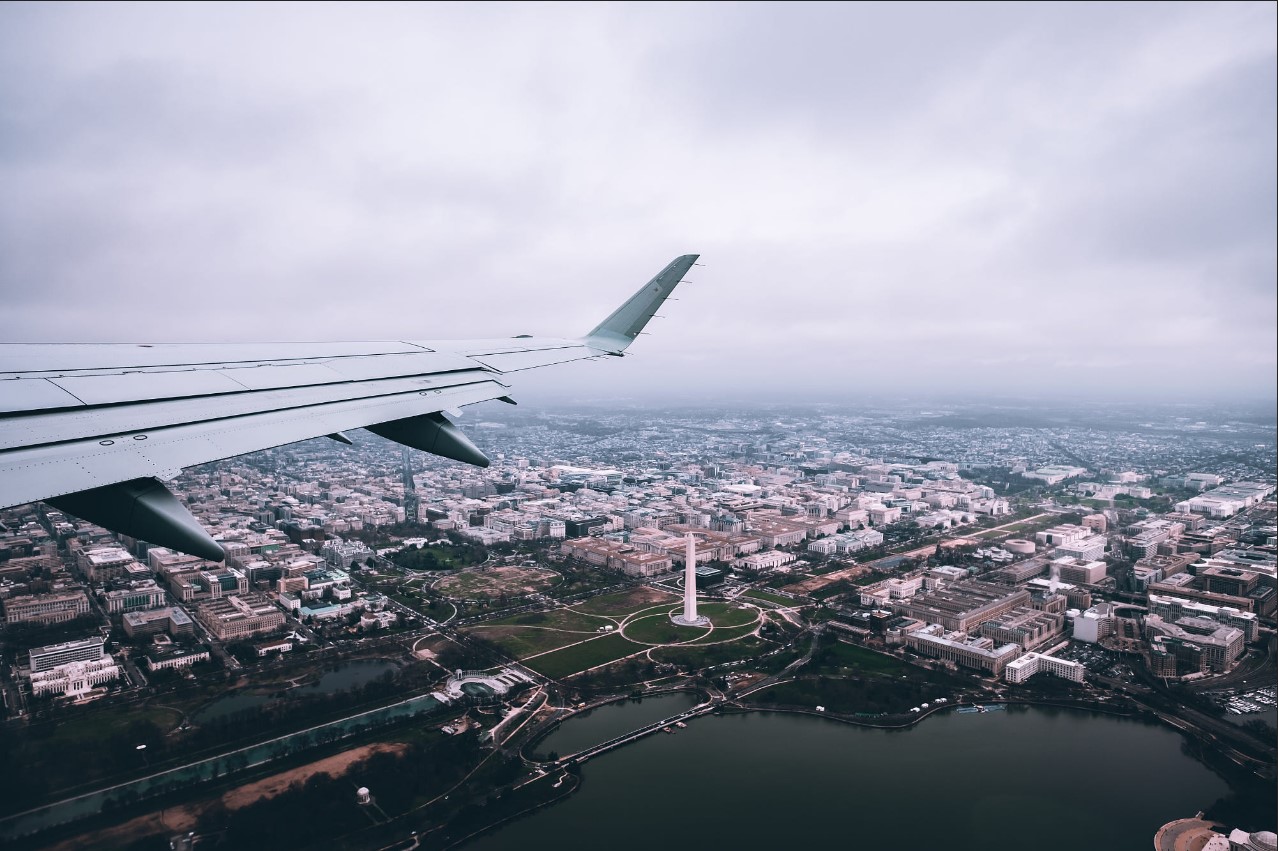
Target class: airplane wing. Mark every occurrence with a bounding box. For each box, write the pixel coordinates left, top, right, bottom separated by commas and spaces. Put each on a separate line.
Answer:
0, 254, 698, 560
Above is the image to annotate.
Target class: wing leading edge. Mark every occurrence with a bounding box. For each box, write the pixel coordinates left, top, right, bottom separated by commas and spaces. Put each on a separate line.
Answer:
0, 254, 698, 559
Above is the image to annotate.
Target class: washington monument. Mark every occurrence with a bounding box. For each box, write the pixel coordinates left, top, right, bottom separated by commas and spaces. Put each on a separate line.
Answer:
672, 532, 710, 627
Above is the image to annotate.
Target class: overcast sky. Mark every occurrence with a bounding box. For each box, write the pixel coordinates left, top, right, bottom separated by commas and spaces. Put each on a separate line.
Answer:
1, 2, 1274, 405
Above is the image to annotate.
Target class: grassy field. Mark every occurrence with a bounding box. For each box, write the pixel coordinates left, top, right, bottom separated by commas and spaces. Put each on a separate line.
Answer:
485, 607, 611, 632
433, 565, 560, 599
650, 636, 773, 669
569, 587, 678, 617
749, 675, 947, 715
743, 590, 800, 607
464, 606, 617, 658
466, 623, 604, 658
696, 602, 761, 628
687, 622, 761, 644
623, 612, 708, 644
1000, 520, 1046, 534
812, 641, 912, 676
523, 633, 646, 679
42, 704, 184, 747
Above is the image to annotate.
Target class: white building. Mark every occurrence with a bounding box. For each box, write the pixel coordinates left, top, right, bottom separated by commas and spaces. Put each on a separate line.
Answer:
1004, 652, 1086, 684
30, 656, 121, 697
1175, 482, 1275, 518
29, 636, 106, 672
734, 550, 797, 572
1070, 603, 1116, 643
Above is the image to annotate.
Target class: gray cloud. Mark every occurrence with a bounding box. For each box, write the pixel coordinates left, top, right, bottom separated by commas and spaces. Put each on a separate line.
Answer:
0, 2, 1273, 404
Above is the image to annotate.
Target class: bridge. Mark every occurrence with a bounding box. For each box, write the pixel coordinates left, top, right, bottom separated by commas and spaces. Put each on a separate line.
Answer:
552, 699, 720, 766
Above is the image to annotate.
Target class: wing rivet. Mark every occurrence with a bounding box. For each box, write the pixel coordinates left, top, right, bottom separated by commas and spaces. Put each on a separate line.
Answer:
99, 440, 115, 446
133, 435, 148, 441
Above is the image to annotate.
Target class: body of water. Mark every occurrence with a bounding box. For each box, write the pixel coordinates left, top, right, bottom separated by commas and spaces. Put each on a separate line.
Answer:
195, 659, 399, 723
470, 705, 1237, 851
2, 691, 439, 840
533, 692, 701, 757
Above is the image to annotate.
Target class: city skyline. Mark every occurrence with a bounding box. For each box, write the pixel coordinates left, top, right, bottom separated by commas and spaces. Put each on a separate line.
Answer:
1, 3, 1275, 401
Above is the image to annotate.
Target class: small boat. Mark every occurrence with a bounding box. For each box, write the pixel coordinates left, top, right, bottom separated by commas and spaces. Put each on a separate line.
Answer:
663, 727, 673, 734
675, 721, 687, 729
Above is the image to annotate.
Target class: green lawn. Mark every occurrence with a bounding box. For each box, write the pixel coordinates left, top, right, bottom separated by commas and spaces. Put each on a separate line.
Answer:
434, 566, 559, 599
744, 590, 799, 607
42, 704, 183, 747
696, 602, 761, 628
465, 623, 604, 658
688, 622, 760, 645
812, 640, 911, 676
650, 636, 773, 669
569, 588, 678, 617
486, 607, 613, 632
750, 675, 947, 715
523, 633, 646, 679
623, 612, 708, 644
465, 606, 617, 658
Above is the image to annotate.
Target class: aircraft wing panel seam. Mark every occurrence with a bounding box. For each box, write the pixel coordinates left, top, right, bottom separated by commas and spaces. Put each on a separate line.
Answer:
0, 381, 507, 508
0, 372, 501, 453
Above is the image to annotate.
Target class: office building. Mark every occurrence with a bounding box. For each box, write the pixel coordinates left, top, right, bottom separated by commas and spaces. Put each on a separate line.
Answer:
1004, 652, 1086, 684
29, 636, 106, 673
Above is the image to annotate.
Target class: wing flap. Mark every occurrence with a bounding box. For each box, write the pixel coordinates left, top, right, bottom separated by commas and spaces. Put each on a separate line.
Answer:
47, 369, 252, 406
0, 377, 85, 413
0, 370, 498, 451
470, 345, 598, 373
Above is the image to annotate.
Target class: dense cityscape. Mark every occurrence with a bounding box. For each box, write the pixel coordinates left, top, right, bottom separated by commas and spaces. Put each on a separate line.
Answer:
0, 400, 1273, 850
2, 2, 1274, 850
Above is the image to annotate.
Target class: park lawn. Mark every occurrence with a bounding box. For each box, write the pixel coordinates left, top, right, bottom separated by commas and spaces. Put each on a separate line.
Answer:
434, 566, 560, 599
744, 590, 799, 607
688, 622, 760, 645
749, 675, 946, 715
463, 624, 599, 659
650, 636, 773, 669
523, 633, 645, 679
486, 607, 613, 632
390, 591, 427, 613
436, 572, 489, 594
813, 640, 912, 676
696, 602, 761, 628
41, 704, 183, 748
1001, 519, 1047, 533
623, 612, 708, 644
570, 587, 678, 617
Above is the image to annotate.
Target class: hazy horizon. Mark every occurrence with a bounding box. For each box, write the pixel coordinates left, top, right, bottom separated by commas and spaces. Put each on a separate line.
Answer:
1, 3, 1274, 403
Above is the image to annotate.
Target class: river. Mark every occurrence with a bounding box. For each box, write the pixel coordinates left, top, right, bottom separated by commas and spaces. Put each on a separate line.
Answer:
194, 659, 399, 723
469, 702, 1238, 850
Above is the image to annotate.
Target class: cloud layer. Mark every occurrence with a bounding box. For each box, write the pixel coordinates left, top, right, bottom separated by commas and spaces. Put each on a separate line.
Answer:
1, 2, 1274, 402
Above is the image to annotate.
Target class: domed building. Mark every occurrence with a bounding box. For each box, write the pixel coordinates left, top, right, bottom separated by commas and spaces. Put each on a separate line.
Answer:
1229, 829, 1278, 851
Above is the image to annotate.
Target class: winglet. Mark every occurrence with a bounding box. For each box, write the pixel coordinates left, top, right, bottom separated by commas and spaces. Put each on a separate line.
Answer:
583, 254, 698, 354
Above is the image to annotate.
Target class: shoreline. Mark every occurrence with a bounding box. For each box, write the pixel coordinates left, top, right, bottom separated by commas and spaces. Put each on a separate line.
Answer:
473, 692, 1273, 850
